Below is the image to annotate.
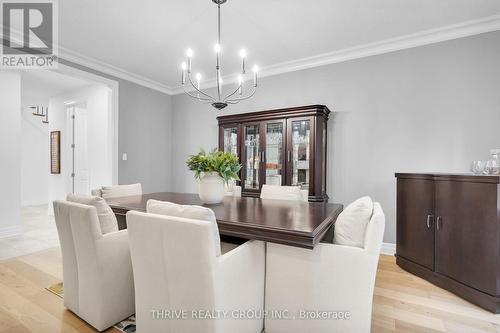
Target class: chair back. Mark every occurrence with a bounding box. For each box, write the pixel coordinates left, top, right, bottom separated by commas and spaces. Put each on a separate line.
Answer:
363, 202, 386, 254
100, 183, 142, 199
260, 185, 308, 202
127, 211, 218, 333
53, 201, 103, 313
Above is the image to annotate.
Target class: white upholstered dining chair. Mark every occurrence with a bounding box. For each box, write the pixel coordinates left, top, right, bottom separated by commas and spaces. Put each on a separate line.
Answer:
265, 201, 385, 333
53, 200, 135, 332
127, 204, 265, 333
260, 184, 308, 202
91, 183, 142, 199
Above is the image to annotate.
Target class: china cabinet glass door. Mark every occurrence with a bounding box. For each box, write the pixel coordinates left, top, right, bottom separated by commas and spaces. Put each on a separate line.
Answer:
243, 124, 260, 191
222, 125, 239, 156
288, 118, 311, 191
264, 121, 285, 186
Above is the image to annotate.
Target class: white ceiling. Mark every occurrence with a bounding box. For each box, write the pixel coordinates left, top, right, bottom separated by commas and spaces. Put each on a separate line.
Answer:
58, 0, 500, 91
21, 70, 93, 98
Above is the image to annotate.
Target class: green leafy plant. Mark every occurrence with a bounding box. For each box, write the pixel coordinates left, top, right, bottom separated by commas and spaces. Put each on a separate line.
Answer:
186, 148, 241, 184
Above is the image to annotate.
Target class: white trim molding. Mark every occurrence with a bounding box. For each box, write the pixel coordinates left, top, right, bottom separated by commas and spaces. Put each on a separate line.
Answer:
170, 14, 500, 95
58, 47, 174, 95
381, 243, 396, 256
0, 226, 22, 239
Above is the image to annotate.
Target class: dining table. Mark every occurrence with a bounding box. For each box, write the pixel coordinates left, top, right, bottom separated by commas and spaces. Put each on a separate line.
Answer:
106, 192, 343, 249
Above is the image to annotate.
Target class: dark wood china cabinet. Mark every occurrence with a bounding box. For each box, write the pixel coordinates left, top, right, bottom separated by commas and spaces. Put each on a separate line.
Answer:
217, 105, 330, 202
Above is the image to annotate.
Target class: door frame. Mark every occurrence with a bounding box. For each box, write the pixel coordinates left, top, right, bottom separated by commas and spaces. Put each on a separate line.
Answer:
50, 63, 119, 185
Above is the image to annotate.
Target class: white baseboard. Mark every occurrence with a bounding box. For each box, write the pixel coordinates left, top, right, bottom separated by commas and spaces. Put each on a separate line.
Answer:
381, 242, 396, 256
0, 225, 21, 239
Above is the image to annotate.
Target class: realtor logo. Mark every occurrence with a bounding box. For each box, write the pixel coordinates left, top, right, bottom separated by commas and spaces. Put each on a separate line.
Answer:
1, 0, 58, 68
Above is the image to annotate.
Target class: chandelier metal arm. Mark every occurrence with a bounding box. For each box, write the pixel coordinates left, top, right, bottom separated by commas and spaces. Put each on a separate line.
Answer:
215, 3, 222, 102
182, 87, 213, 102
225, 86, 256, 103
186, 72, 216, 102
222, 82, 243, 102
182, 83, 214, 102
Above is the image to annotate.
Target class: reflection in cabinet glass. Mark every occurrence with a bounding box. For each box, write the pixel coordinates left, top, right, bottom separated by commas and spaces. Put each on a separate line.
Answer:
223, 127, 238, 155
265, 123, 283, 186
291, 120, 310, 190
244, 125, 260, 190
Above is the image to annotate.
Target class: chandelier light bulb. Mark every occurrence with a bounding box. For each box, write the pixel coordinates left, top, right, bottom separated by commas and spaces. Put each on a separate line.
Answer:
181, 62, 187, 85
195, 73, 202, 97
214, 43, 221, 53
239, 49, 247, 58
238, 75, 243, 95
252, 65, 258, 87
186, 48, 193, 58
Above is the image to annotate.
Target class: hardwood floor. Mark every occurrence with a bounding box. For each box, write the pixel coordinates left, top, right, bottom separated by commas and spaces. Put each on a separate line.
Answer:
1, 249, 499, 333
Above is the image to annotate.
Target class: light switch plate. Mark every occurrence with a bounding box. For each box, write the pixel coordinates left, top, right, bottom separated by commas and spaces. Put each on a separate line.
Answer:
122, 153, 128, 161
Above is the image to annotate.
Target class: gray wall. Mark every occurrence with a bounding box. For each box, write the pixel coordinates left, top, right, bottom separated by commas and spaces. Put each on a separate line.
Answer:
61, 60, 173, 193
171, 31, 500, 244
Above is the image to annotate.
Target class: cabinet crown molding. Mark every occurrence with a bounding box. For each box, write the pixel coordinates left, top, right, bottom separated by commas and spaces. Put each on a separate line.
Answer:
217, 105, 330, 125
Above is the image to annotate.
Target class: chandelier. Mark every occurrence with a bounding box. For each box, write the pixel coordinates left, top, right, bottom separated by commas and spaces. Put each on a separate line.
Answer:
180, 0, 258, 110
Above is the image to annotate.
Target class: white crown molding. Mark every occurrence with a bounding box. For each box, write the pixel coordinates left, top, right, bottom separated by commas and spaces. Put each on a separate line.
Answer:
381, 242, 396, 256
170, 13, 500, 95
0, 28, 173, 94
58, 47, 174, 95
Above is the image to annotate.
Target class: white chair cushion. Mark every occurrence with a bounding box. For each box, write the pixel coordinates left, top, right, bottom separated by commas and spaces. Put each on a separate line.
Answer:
146, 199, 221, 257
334, 196, 374, 248
101, 183, 142, 199
260, 185, 303, 201
66, 194, 118, 234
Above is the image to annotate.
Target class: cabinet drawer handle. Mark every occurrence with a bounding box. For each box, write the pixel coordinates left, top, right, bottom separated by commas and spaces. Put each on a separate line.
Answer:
426, 215, 434, 229
287, 151, 291, 163
436, 216, 442, 230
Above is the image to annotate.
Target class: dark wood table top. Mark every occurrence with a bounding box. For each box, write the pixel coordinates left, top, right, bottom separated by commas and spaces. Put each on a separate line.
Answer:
107, 192, 343, 249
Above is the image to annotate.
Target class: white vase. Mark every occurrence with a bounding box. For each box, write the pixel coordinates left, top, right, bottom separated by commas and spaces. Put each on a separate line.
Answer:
198, 172, 225, 204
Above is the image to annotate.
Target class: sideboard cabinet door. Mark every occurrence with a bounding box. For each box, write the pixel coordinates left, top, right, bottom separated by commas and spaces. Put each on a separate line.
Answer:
435, 180, 499, 295
396, 177, 435, 270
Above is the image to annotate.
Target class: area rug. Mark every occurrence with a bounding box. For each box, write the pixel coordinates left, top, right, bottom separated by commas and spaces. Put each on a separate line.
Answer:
46, 282, 136, 333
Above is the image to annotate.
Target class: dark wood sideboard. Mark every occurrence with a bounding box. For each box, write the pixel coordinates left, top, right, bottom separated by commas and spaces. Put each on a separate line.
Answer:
395, 173, 500, 312
217, 105, 330, 202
